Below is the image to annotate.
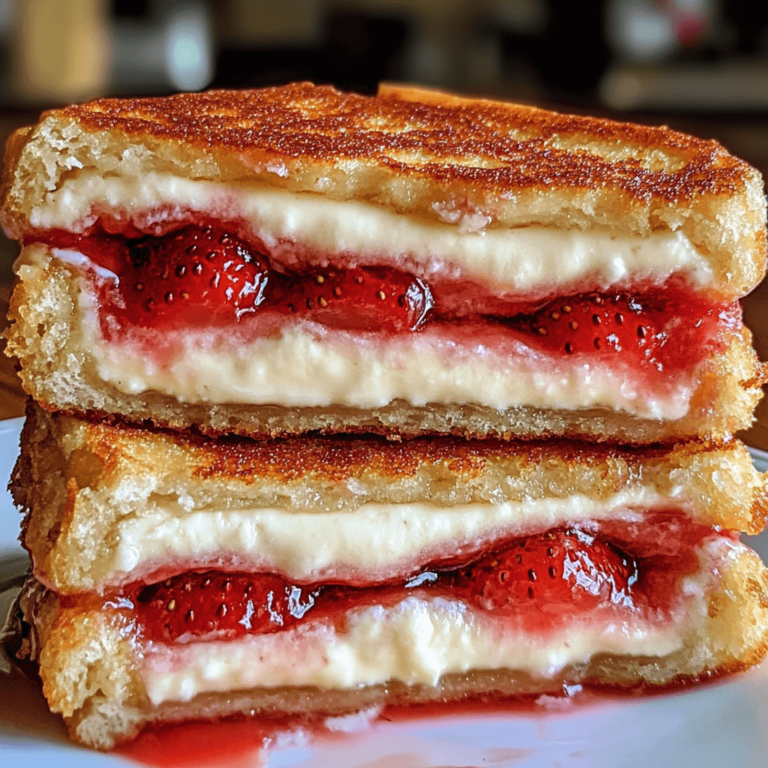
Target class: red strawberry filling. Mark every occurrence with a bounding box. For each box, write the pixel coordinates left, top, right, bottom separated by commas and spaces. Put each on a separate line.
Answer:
91, 515, 719, 644
28, 221, 738, 376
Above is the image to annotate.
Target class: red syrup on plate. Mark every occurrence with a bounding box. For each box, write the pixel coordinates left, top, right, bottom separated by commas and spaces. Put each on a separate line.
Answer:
117, 690, 604, 768
115, 717, 287, 768
114, 700, 566, 768
27, 220, 736, 377
120, 679, 739, 768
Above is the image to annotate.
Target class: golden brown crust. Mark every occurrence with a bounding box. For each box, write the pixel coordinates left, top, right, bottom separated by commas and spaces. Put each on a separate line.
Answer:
41, 84, 759, 203
0, 126, 32, 224
26, 407, 759, 492
19, 400, 766, 491
1, 83, 765, 297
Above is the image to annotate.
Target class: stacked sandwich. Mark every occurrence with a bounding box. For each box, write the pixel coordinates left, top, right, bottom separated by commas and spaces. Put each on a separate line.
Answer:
3, 83, 768, 750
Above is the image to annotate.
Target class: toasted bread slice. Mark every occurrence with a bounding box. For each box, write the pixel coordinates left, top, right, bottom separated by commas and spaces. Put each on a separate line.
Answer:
13, 404, 768, 594
19, 540, 768, 749
1, 83, 765, 298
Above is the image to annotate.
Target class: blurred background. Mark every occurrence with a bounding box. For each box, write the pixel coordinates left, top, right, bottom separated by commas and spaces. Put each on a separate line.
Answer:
0, 0, 766, 444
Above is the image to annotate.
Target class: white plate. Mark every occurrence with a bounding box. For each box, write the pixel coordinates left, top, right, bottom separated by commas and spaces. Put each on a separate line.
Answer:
2, 415, 768, 768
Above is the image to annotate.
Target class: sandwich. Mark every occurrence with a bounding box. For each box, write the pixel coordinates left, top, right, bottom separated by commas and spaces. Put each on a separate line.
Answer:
3, 83, 766, 442
13, 405, 768, 748
6, 83, 768, 752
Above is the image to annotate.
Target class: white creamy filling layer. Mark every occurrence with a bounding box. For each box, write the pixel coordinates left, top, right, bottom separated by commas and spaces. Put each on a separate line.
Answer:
112, 489, 669, 583
29, 171, 715, 292
141, 597, 685, 705
86, 321, 693, 418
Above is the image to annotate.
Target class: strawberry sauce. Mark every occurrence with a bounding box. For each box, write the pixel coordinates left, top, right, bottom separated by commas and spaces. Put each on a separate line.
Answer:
116, 717, 280, 768
93, 514, 716, 645
27, 221, 737, 374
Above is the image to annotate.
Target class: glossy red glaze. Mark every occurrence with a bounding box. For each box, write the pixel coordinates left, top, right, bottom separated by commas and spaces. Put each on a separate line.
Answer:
112, 225, 270, 327
27, 221, 737, 372
523, 291, 727, 370
461, 528, 636, 615
108, 515, 713, 644
269, 264, 434, 333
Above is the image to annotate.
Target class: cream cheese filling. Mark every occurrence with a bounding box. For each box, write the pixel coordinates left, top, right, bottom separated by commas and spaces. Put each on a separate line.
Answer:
29, 171, 715, 293
112, 489, 671, 584
86, 320, 694, 419
141, 597, 685, 705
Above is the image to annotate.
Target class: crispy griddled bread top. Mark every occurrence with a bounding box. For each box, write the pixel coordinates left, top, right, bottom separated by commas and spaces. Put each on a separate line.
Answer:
13, 403, 762, 593
24, 83, 763, 201
14, 404, 768, 531
1, 83, 765, 296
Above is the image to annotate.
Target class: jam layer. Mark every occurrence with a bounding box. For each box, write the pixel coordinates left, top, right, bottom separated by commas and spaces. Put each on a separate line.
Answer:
30, 222, 736, 378
98, 516, 717, 644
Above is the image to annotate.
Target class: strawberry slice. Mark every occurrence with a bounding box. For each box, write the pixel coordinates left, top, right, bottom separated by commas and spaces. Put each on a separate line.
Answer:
269, 266, 434, 333
131, 528, 638, 643
460, 528, 637, 614
136, 572, 320, 642
521, 293, 663, 365
115, 225, 269, 328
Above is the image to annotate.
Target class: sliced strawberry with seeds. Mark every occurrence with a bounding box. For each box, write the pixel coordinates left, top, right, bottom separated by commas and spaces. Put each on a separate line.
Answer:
34, 224, 730, 365
459, 528, 637, 614
270, 266, 434, 333
522, 293, 662, 365
130, 528, 638, 643
115, 225, 269, 328
136, 572, 320, 642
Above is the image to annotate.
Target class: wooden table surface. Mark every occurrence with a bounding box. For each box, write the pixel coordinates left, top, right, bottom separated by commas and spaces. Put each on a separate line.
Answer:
0, 109, 766, 448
